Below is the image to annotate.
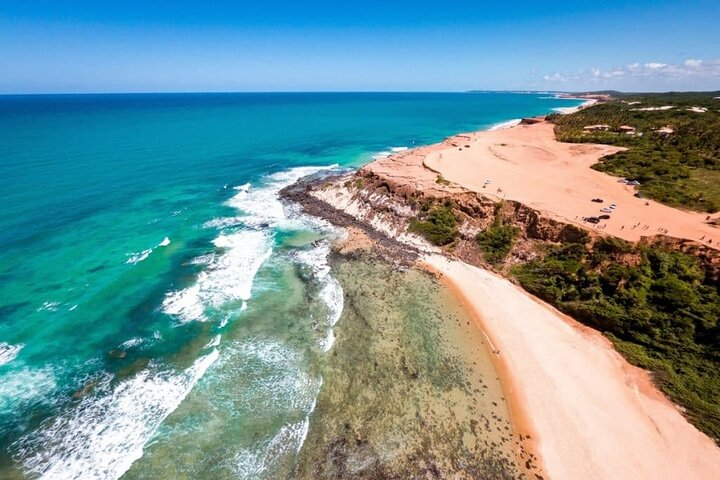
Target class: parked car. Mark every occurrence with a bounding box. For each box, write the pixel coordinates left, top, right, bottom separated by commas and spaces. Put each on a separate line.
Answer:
599, 214, 611, 219
585, 216, 600, 224
591, 198, 604, 203
609, 203, 617, 209
600, 207, 613, 213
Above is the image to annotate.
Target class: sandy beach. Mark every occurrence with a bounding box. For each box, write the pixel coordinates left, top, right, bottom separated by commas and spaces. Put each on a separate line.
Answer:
420, 121, 719, 248
426, 254, 720, 480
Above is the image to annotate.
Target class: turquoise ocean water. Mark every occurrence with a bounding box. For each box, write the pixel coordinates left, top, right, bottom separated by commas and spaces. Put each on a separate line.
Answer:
0, 92, 582, 479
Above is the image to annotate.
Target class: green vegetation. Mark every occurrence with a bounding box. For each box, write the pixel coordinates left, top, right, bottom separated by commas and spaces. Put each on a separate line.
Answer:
435, 174, 451, 186
550, 92, 720, 212
512, 237, 720, 441
409, 204, 458, 246
475, 217, 519, 264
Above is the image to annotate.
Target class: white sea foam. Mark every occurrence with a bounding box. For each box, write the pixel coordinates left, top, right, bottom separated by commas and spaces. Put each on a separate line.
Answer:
553, 106, 580, 114
188, 253, 215, 266
292, 242, 344, 351
212, 339, 319, 417
488, 118, 521, 131
215, 339, 320, 479
225, 164, 338, 229
296, 376, 321, 453
202, 217, 243, 229
372, 146, 407, 161
119, 337, 145, 349
205, 334, 221, 349
164, 165, 339, 325
0, 342, 24, 367
37, 301, 61, 312
0, 366, 57, 416
125, 237, 170, 264
162, 230, 272, 323
15, 349, 219, 480
126, 248, 153, 265
233, 420, 310, 479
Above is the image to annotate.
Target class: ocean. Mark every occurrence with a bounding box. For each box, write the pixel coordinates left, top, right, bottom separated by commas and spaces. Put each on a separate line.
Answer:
0, 92, 582, 479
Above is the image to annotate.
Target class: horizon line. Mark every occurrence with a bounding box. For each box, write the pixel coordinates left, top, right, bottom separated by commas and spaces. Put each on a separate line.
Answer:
0, 89, 718, 97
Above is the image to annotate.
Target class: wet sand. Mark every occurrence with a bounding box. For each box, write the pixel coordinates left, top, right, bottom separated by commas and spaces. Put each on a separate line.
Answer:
295, 253, 539, 479
426, 254, 720, 480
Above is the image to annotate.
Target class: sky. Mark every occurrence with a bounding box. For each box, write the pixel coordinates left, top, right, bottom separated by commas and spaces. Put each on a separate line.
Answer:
1, 1, 719, 93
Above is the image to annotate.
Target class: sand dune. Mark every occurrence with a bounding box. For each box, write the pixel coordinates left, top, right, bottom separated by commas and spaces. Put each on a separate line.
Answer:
423, 121, 719, 249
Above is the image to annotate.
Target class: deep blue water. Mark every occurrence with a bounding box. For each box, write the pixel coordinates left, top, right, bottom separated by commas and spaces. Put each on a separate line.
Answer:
0, 92, 581, 479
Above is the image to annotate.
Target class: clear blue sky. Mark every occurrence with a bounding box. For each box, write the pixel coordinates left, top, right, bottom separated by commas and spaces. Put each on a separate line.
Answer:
1, 1, 719, 93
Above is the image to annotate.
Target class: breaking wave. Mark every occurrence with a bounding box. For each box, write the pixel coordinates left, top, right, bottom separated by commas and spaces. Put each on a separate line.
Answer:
163, 165, 340, 325
14, 350, 219, 480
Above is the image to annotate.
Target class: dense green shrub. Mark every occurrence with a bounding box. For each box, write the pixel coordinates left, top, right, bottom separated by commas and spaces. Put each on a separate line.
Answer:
475, 221, 519, 264
512, 240, 720, 441
408, 204, 458, 246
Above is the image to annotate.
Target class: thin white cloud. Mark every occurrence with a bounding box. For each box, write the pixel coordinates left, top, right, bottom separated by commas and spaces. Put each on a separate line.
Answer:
541, 58, 720, 86
543, 72, 568, 82
645, 62, 667, 70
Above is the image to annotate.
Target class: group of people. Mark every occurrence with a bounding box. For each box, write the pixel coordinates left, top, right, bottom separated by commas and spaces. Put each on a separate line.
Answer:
627, 223, 668, 233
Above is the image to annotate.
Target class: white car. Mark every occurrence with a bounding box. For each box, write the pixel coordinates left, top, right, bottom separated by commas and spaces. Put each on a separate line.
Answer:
600, 207, 613, 213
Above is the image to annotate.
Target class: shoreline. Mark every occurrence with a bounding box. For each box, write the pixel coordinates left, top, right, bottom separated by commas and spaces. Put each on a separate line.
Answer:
419, 259, 547, 478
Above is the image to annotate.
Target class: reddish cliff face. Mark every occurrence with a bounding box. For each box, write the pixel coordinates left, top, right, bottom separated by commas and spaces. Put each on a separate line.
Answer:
283, 167, 720, 279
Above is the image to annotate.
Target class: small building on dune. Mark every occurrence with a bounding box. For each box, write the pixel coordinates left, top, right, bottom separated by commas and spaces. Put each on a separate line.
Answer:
583, 124, 611, 132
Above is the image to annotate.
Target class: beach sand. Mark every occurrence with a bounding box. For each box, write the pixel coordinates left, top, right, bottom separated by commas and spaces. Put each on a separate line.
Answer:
410, 121, 718, 248
425, 254, 720, 480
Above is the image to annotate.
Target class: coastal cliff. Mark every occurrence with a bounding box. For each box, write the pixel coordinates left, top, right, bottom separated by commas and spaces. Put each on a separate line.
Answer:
282, 167, 719, 278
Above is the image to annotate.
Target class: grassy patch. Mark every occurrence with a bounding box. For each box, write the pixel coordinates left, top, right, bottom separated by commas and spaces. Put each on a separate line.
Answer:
475, 218, 519, 264
409, 204, 458, 246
